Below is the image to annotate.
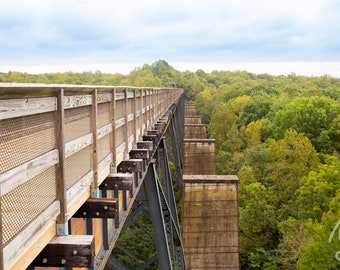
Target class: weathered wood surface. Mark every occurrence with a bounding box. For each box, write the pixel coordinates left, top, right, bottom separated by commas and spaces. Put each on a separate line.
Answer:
100, 174, 134, 191
29, 235, 95, 268
117, 159, 143, 173
73, 198, 117, 219
0, 149, 59, 196
0, 97, 56, 120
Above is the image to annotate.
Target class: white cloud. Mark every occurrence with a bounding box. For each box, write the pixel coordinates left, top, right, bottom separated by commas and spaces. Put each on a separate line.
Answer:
1, 0, 340, 76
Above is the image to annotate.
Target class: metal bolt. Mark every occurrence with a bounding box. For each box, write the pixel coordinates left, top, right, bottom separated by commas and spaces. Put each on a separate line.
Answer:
83, 212, 87, 216
114, 184, 118, 188
96, 212, 100, 216
72, 250, 78, 256
104, 206, 108, 210
61, 259, 67, 265
42, 258, 48, 264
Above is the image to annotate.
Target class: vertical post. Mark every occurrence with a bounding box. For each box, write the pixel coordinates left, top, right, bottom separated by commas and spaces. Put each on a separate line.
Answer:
110, 88, 117, 170
124, 88, 129, 156
140, 89, 144, 136
56, 89, 68, 235
133, 89, 137, 145
147, 89, 151, 129
91, 89, 99, 197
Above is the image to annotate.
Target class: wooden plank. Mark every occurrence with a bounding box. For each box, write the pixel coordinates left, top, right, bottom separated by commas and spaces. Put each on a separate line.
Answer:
0, 97, 57, 120
117, 159, 143, 173
147, 129, 161, 136
63, 94, 92, 109
0, 149, 59, 196
99, 174, 133, 191
29, 235, 94, 268
129, 149, 149, 160
97, 123, 113, 140
73, 198, 117, 219
66, 170, 94, 204
137, 141, 153, 151
115, 117, 125, 129
3, 201, 60, 270
142, 134, 157, 142
65, 133, 93, 158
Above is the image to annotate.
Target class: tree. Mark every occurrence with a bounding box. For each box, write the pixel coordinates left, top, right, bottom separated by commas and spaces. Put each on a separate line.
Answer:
273, 96, 340, 152
240, 182, 278, 269
297, 191, 340, 269
268, 130, 319, 219
296, 155, 340, 221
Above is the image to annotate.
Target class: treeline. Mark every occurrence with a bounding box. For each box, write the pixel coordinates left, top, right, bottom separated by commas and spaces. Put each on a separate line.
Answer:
194, 70, 340, 269
2, 60, 340, 269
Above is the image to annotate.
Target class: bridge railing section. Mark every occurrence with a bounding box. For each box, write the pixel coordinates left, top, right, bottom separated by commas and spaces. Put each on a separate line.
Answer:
0, 84, 183, 269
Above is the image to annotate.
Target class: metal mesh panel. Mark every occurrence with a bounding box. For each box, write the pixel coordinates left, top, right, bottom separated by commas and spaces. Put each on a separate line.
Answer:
115, 99, 124, 120
65, 145, 92, 189
0, 112, 55, 173
1, 165, 56, 246
64, 106, 90, 142
98, 134, 110, 162
98, 102, 110, 128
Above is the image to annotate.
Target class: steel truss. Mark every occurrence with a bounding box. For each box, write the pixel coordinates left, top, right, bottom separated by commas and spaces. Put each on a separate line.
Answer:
107, 97, 185, 269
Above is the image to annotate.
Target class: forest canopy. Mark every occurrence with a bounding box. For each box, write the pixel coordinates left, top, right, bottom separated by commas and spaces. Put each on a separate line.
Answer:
1, 60, 340, 269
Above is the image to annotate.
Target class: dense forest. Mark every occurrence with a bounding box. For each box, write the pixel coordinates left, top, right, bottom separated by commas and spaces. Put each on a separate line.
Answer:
1, 60, 340, 269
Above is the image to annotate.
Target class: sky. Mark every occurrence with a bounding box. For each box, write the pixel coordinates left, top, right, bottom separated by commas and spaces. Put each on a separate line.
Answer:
1, 0, 340, 76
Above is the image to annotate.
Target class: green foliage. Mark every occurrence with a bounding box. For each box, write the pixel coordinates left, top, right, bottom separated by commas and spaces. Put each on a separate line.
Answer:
113, 215, 157, 269
297, 192, 340, 269
273, 96, 340, 152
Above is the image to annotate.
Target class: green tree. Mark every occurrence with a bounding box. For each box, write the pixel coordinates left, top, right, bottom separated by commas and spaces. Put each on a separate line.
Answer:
273, 96, 340, 152
296, 155, 340, 221
268, 130, 319, 219
240, 182, 278, 268
297, 191, 340, 269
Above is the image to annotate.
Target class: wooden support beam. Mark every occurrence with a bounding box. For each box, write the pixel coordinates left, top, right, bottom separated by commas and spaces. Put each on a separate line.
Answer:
73, 198, 117, 219
147, 129, 161, 136
99, 174, 133, 191
154, 123, 165, 131
117, 159, 143, 173
30, 235, 94, 268
137, 141, 153, 151
129, 149, 149, 160
142, 134, 157, 142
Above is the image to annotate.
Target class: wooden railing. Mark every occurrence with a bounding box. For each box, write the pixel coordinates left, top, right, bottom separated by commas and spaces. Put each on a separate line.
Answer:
0, 84, 183, 269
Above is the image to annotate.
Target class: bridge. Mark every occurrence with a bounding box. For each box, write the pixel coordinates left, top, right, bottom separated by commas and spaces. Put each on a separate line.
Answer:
0, 84, 239, 269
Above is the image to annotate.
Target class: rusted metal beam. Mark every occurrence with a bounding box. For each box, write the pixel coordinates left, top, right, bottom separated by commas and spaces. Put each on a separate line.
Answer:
29, 235, 94, 268
73, 198, 117, 219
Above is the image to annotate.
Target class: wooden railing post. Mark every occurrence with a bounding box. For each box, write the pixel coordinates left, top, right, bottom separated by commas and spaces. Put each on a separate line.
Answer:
133, 89, 137, 144
91, 89, 99, 197
141, 89, 144, 136
124, 88, 129, 157
56, 89, 68, 235
110, 89, 117, 169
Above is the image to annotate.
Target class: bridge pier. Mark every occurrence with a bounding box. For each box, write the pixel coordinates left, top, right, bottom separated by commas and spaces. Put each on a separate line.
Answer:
181, 103, 240, 269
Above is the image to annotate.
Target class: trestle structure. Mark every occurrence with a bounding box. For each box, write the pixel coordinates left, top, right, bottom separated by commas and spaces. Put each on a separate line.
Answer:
0, 83, 186, 270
